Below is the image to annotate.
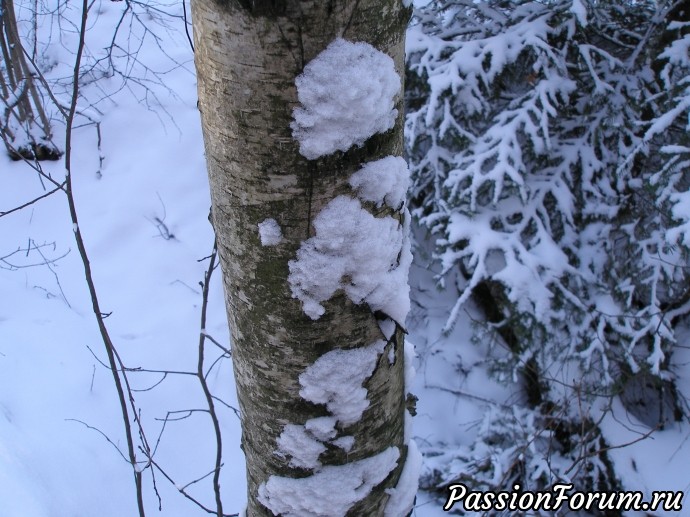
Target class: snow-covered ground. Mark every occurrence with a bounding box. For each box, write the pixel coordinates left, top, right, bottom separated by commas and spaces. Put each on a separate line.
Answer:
1, 1, 243, 514
1, 0, 689, 515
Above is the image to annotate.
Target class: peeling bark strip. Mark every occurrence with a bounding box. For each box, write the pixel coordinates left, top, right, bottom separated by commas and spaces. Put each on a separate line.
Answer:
191, 1, 412, 516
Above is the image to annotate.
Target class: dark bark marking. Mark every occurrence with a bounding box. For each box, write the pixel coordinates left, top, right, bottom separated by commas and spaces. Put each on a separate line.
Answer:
306, 161, 316, 238
235, 0, 287, 17
296, 21, 305, 72
342, 0, 361, 38
276, 21, 301, 71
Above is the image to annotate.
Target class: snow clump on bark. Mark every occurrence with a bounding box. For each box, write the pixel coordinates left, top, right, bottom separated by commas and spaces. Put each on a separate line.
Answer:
275, 424, 327, 469
258, 446, 400, 517
287, 195, 411, 323
257, 218, 283, 246
291, 38, 400, 160
383, 440, 422, 517
349, 156, 410, 209
274, 341, 385, 469
298, 340, 386, 426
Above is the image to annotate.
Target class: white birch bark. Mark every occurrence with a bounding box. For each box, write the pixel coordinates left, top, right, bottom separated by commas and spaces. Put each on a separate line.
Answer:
192, 1, 412, 515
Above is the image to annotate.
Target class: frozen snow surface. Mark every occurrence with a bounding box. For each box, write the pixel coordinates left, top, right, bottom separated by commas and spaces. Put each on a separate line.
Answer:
257, 446, 400, 517
0, 1, 245, 516
349, 156, 410, 209
257, 218, 283, 246
299, 340, 386, 426
288, 195, 411, 323
291, 38, 400, 160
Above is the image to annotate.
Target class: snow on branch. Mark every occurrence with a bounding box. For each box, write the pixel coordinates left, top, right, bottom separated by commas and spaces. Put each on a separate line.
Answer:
406, 0, 689, 424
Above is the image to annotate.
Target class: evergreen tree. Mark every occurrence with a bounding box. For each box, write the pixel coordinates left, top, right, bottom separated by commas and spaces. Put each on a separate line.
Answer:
406, 0, 690, 498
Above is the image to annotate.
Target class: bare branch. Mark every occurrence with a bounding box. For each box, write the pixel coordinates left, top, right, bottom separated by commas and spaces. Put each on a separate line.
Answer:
61, 0, 146, 512
0, 181, 66, 219
149, 459, 239, 517
66, 418, 130, 464
197, 241, 225, 517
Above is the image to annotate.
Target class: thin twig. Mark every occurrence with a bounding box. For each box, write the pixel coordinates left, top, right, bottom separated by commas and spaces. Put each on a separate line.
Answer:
211, 395, 240, 419
0, 181, 66, 219
66, 418, 129, 463
61, 0, 146, 514
202, 331, 231, 355
197, 241, 224, 517
149, 459, 239, 517
181, 0, 194, 53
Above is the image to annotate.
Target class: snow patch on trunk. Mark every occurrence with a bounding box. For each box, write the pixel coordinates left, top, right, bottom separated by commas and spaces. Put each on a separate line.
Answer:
276, 424, 327, 469
331, 435, 355, 452
288, 196, 411, 323
299, 340, 386, 426
258, 446, 400, 517
304, 416, 338, 441
257, 218, 283, 246
274, 341, 387, 469
383, 440, 423, 517
291, 38, 400, 160
275, 416, 355, 469
349, 156, 410, 209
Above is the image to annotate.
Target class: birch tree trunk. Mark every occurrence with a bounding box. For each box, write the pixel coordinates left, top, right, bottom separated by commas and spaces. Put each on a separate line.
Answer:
192, 1, 414, 516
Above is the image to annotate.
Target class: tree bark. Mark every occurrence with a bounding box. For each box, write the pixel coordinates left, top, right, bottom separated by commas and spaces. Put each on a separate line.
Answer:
192, 1, 412, 515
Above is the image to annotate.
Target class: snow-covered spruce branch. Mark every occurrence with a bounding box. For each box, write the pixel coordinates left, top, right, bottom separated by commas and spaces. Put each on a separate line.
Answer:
407, 0, 689, 395
406, 0, 690, 500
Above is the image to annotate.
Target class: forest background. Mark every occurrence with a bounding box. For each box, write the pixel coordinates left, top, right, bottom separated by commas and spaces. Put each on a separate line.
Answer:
1, 0, 689, 515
